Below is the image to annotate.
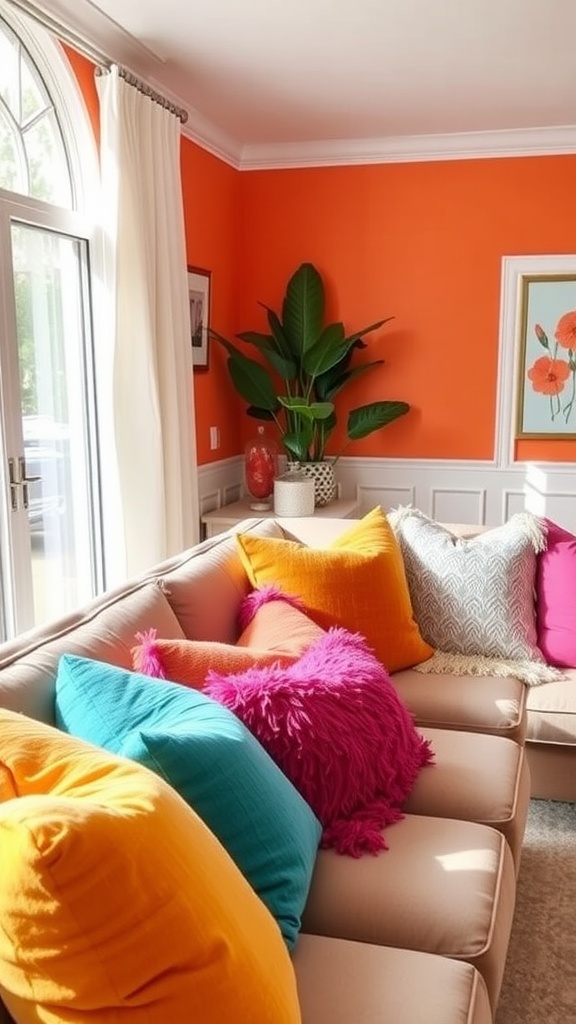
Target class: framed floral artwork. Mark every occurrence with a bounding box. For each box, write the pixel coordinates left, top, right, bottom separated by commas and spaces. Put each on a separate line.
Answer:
515, 273, 576, 438
188, 266, 211, 370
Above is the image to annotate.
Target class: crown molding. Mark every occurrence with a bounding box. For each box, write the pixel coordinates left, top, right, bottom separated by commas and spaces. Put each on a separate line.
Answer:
237, 124, 576, 171
181, 111, 242, 168
8, 2, 576, 171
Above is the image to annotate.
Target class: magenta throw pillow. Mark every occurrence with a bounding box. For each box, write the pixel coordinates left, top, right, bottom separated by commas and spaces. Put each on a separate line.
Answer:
537, 518, 576, 667
204, 628, 434, 857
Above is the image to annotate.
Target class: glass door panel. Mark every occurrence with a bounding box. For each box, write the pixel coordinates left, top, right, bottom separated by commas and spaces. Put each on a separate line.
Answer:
10, 221, 101, 631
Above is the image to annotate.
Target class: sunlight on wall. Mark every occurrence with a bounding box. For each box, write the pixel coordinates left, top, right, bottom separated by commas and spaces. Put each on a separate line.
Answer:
523, 463, 549, 517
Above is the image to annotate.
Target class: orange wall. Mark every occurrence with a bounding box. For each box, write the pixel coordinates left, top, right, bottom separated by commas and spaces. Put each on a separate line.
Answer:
180, 142, 242, 462
62, 46, 576, 467
232, 157, 576, 463
63, 46, 100, 140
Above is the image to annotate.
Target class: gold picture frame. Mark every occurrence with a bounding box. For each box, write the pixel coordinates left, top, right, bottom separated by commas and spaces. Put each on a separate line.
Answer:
515, 273, 576, 439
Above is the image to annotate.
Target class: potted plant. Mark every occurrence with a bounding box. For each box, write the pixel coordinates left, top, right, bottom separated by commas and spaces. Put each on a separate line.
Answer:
210, 262, 410, 504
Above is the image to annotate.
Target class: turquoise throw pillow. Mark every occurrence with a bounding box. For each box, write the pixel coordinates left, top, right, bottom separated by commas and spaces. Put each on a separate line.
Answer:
55, 654, 321, 949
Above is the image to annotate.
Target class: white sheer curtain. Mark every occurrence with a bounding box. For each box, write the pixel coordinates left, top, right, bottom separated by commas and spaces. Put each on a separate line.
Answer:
96, 66, 199, 580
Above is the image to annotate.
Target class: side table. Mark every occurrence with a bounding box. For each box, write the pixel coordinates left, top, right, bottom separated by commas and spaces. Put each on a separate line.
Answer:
201, 496, 360, 539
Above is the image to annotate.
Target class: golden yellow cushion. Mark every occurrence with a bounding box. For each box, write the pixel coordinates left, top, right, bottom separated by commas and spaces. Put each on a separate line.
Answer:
0, 710, 300, 1024
236, 507, 433, 673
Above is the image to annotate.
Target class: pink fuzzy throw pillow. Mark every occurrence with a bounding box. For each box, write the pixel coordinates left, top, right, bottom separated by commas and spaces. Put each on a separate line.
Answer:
204, 628, 434, 857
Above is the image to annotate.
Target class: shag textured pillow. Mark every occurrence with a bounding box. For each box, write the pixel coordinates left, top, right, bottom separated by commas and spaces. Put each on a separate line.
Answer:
204, 627, 434, 857
235, 506, 433, 673
55, 654, 321, 950
536, 518, 576, 667
388, 507, 564, 686
0, 709, 300, 1024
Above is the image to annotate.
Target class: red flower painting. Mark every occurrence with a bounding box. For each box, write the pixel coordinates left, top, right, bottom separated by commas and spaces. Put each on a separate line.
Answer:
527, 312, 576, 425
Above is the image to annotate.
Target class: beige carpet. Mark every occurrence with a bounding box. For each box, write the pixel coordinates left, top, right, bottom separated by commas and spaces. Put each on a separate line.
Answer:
496, 799, 576, 1024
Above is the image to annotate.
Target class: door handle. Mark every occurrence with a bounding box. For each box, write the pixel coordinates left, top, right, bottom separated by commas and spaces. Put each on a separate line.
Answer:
6, 456, 42, 512
18, 456, 41, 511
8, 457, 19, 511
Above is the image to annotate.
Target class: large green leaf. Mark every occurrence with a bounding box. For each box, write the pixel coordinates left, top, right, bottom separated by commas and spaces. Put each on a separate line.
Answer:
236, 330, 274, 348
343, 316, 394, 345
316, 358, 384, 401
302, 322, 351, 379
227, 353, 279, 411
235, 330, 296, 380
279, 396, 334, 421
247, 406, 275, 421
282, 262, 324, 358
347, 401, 410, 441
264, 307, 294, 361
282, 424, 314, 461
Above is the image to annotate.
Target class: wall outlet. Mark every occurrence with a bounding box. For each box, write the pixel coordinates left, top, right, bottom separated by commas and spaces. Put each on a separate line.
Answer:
209, 426, 220, 450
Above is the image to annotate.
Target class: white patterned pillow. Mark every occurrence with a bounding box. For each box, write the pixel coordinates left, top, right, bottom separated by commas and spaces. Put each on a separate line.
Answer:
387, 508, 563, 686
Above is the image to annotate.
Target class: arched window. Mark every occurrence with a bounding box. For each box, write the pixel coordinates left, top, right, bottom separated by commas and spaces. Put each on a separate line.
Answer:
0, 8, 104, 640
0, 16, 72, 205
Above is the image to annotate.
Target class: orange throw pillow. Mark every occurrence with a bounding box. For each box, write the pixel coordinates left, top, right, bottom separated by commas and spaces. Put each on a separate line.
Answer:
0, 710, 300, 1024
132, 632, 292, 689
132, 599, 323, 688
235, 506, 433, 673
236, 589, 325, 655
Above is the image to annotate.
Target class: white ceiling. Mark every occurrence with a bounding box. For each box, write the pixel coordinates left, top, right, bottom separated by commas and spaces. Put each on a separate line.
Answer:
21, 0, 576, 167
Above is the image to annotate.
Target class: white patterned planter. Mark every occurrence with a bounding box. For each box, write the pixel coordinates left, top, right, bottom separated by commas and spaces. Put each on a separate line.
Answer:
300, 461, 337, 507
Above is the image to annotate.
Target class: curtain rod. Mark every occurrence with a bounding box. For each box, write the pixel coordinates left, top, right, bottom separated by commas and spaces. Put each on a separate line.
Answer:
95, 66, 188, 124
5, 0, 188, 123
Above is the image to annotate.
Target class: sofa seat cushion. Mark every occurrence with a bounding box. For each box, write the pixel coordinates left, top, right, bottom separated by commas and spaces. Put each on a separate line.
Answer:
391, 668, 527, 742
0, 710, 300, 1024
293, 935, 492, 1024
301, 813, 516, 1012
525, 669, 576, 743
55, 655, 321, 950
403, 728, 530, 869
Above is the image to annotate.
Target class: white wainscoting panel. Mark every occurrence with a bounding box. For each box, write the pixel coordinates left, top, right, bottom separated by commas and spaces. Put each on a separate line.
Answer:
198, 456, 576, 534
197, 457, 243, 521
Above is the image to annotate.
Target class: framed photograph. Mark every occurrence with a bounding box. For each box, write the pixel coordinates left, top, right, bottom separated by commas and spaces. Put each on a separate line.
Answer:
515, 273, 576, 438
188, 266, 211, 370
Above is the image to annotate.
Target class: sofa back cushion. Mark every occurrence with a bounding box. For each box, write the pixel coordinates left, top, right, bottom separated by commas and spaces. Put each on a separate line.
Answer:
160, 519, 285, 642
0, 583, 184, 725
0, 520, 286, 727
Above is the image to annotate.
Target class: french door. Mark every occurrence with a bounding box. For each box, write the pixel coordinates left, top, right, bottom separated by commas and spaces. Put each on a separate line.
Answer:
0, 197, 103, 639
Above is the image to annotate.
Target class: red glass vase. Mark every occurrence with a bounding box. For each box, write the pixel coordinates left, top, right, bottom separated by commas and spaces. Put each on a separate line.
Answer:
244, 427, 279, 510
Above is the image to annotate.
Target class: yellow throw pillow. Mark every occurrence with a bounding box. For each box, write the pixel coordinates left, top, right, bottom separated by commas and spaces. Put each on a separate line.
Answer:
0, 710, 300, 1024
236, 506, 433, 673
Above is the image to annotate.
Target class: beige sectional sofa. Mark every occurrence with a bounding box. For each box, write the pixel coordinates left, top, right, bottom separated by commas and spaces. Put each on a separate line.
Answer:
0, 512, 546, 1024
